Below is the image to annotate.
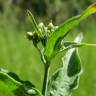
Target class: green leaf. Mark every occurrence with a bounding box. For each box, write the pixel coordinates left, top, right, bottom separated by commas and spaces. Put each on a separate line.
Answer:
60, 41, 83, 51
60, 42, 96, 52
0, 68, 42, 96
46, 34, 82, 96
54, 33, 96, 54
27, 10, 42, 38
53, 33, 83, 55
44, 3, 96, 60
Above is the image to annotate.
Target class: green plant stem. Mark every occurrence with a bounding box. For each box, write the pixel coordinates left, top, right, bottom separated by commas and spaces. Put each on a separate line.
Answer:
36, 47, 49, 95
42, 64, 49, 96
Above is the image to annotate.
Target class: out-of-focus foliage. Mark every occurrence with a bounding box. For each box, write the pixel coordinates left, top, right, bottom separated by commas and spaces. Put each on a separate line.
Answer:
0, 0, 96, 28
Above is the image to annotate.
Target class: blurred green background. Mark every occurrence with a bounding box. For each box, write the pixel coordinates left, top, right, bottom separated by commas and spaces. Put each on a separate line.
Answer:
0, 0, 96, 96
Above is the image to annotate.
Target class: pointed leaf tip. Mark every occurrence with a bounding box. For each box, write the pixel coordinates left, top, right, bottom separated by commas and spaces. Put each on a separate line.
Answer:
86, 3, 96, 13
82, 3, 96, 18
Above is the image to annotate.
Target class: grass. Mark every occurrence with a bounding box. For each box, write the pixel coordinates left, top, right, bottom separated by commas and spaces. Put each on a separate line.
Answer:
0, 20, 96, 96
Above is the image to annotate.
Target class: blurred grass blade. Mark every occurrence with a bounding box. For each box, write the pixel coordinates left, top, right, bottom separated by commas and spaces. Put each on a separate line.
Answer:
44, 3, 96, 60
46, 33, 82, 96
27, 10, 42, 37
59, 33, 96, 53
60, 42, 96, 52
0, 68, 42, 96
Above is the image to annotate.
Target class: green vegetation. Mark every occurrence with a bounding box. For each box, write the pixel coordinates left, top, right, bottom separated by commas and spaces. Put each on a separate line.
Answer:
0, 1, 96, 96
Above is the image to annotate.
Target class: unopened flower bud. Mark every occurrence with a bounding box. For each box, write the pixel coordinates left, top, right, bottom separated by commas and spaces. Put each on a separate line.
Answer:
26, 32, 33, 40
48, 22, 54, 30
38, 22, 44, 29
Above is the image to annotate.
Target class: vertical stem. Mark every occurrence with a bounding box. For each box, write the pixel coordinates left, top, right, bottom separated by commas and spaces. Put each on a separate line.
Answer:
42, 64, 49, 96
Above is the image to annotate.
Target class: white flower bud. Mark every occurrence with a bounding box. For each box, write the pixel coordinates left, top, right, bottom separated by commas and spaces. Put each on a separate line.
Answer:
26, 32, 33, 36
38, 22, 44, 28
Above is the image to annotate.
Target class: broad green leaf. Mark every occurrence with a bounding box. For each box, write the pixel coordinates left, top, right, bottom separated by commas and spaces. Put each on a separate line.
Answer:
46, 34, 82, 96
44, 3, 96, 60
0, 68, 42, 96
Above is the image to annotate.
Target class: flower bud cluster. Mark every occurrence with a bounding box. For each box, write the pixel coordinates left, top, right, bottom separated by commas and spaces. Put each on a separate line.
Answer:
38, 22, 58, 37
26, 22, 58, 46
